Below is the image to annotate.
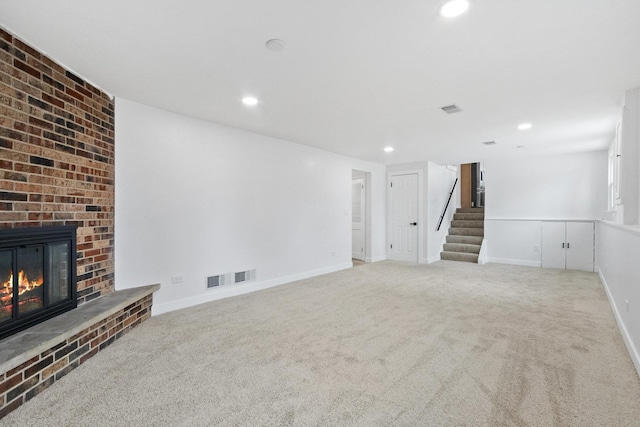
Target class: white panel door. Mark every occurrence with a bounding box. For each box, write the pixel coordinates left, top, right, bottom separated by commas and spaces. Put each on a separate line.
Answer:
351, 178, 365, 261
541, 221, 566, 269
390, 173, 418, 262
566, 222, 594, 272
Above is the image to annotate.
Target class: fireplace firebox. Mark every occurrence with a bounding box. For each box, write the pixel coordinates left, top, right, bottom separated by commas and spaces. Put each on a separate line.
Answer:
0, 226, 77, 340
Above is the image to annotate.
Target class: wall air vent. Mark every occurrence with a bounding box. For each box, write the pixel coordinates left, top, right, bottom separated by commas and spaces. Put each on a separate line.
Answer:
441, 104, 462, 114
482, 141, 497, 146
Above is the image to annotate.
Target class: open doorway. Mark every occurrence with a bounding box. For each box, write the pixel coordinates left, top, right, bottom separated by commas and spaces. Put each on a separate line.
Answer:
352, 170, 368, 264
460, 162, 485, 208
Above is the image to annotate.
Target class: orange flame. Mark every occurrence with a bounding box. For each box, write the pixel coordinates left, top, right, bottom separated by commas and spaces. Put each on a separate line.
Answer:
1, 271, 43, 303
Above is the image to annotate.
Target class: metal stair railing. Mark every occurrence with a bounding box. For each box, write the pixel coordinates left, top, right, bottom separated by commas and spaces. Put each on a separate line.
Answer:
436, 178, 458, 231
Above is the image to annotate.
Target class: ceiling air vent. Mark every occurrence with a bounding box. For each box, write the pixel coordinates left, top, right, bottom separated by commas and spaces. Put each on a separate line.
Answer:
482, 141, 497, 146
441, 104, 462, 114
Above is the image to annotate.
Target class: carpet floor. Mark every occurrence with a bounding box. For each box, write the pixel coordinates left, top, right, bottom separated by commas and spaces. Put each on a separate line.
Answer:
2, 260, 639, 426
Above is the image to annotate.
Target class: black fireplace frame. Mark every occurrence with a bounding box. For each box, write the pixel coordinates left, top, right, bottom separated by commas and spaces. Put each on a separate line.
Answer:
0, 225, 77, 340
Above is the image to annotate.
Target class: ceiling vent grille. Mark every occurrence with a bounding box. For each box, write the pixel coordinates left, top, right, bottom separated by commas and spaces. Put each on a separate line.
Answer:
441, 104, 462, 114
482, 141, 497, 146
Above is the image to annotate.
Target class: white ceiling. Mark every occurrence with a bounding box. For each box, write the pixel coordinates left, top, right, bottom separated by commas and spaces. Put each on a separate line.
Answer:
2, 0, 639, 165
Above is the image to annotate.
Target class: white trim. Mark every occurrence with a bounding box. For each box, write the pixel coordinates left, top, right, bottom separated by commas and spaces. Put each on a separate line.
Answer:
425, 256, 440, 264
486, 257, 541, 267
152, 263, 352, 316
598, 267, 640, 378
387, 169, 424, 263
366, 255, 387, 263
485, 218, 598, 222
477, 239, 488, 265
598, 219, 640, 237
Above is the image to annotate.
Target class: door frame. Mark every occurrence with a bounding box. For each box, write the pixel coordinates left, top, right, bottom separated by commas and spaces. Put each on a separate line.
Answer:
387, 169, 424, 263
351, 176, 366, 261
352, 170, 372, 262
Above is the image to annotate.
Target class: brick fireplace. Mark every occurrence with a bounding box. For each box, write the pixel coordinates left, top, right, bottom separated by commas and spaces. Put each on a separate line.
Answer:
0, 27, 156, 418
0, 27, 114, 302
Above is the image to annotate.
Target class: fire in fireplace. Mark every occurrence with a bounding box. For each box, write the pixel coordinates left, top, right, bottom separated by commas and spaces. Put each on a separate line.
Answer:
0, 226, 77, 340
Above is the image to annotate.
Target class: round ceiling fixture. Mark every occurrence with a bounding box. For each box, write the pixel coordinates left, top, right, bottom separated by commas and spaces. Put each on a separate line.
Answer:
440, 0, 469, 17
518, 123, 532, 130
242, 97, 258, 106
266, 39, 286, 52
384, 146, 394, 153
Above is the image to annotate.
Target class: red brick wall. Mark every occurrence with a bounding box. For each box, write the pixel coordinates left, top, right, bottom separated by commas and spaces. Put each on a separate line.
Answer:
0, 27, 115, 303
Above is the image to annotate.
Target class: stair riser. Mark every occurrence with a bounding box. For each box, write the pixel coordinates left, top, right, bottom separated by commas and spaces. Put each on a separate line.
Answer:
453, 213, 484, 221
456, 208, 485, 214
449, 228, 484, 236
443, 243, 481, 254
451, 220, 484, 228
446, 236, 483, 245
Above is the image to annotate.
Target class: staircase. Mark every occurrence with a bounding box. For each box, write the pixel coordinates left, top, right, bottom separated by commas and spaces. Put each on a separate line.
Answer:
440, 207, 484, 263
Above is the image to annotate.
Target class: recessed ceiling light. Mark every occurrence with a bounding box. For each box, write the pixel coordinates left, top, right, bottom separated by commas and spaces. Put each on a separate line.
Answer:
440, 0, 469, 18
242, 97, 258, 106
518, 123, 532, 130
384, 146, 394, 153
266, 39, 286, 52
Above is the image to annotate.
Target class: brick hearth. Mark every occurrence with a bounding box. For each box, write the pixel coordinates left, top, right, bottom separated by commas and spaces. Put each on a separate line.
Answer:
0, 285, 159, 418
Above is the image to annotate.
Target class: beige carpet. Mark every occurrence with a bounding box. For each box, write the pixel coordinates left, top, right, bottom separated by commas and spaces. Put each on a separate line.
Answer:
2, 260, 639, 426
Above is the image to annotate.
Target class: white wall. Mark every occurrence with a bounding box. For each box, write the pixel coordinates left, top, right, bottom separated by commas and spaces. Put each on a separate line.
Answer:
386, 161, 457, 263
426, 162, 457, 263
485, 151, 607, 220
597, 87, 640, 377
115, 98, 386, 314
484, 151, 607, 265
619, 88, 640, 225
597, 222, 640, 375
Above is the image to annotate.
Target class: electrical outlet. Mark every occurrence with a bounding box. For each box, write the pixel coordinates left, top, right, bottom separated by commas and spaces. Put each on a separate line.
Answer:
626, 299, 630, 313
533, 245, 540, 253
171, 275, 184, 284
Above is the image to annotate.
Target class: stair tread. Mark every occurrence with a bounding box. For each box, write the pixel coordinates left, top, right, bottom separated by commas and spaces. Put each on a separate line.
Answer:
449, 227, 484, 236
446, 235, 484, 244
451, 220, 484, 228
453, 213, 485, 220
440, 251, 479, 263
443, 243, 481, 254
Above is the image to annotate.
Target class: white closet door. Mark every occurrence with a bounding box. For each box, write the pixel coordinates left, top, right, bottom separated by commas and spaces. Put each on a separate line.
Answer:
566, 222, 594, 272
541, 222, 566, 269
390, 173, 419, 262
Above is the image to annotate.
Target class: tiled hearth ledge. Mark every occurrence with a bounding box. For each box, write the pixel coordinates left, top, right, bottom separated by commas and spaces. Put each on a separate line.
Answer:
0, 284, 160, 418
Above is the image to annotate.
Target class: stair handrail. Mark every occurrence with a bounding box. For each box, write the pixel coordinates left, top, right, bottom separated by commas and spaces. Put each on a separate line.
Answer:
436, 178, 458, 231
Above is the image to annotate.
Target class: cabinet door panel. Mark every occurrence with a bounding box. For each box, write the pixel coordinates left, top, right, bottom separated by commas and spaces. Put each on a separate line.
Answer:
541, 222, 566, 269
566, 222, 594, 272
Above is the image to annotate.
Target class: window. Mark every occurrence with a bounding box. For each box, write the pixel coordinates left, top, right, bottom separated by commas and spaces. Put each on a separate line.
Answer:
607, 120, 622, 212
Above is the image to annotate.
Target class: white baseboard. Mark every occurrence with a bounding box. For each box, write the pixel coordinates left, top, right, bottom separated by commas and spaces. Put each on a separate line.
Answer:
366, 255, 387, 263
152, 263, 353, 316
486, 257, 541, 267
598, 268, 640, 378
425, 256, 440, 264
